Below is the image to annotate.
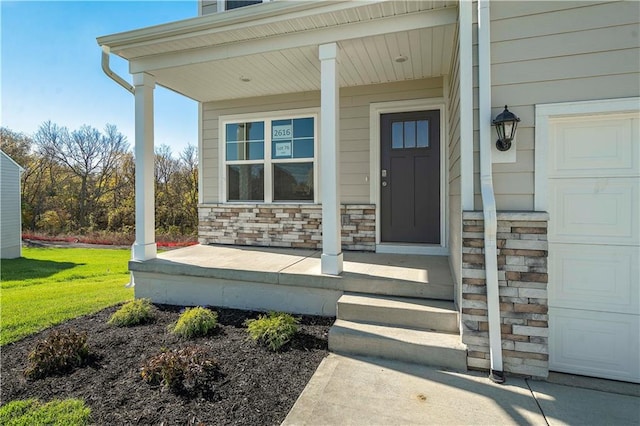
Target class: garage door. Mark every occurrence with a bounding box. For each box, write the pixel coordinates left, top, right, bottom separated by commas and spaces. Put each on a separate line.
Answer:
547, 111, 639, 383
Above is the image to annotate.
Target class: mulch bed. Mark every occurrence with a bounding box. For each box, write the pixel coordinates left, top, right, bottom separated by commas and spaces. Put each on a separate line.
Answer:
0, 304, 333, 425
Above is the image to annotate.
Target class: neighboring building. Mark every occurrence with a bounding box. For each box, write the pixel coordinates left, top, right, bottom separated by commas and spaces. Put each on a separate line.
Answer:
1, 150, 24, 259
98, 1, 640, 383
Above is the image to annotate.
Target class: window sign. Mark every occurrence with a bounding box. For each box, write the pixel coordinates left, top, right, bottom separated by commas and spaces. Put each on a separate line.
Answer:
272, 124, 293, 140
274, 141, 292, 157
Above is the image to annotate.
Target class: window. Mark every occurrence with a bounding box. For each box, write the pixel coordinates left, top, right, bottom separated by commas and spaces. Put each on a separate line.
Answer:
391, 119, 429, 149
222, 112, 317, 203
225, 0, 262, 11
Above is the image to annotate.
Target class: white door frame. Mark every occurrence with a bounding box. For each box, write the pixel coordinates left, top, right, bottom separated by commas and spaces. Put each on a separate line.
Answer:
369, 98, 448, 255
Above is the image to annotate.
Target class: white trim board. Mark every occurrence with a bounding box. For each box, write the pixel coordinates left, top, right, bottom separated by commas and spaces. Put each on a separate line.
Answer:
369, 98, 449, 255
534, 97, 640, 211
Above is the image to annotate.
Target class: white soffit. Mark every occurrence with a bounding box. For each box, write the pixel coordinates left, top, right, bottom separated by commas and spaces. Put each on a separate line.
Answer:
100, 1, 458, 102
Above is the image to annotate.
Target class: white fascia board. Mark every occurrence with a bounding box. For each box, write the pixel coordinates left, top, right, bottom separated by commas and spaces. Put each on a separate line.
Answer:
129, 7, 458, 74
98, 1, 376, 52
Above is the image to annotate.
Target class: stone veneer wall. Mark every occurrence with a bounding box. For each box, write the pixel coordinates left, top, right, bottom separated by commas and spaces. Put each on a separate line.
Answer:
198, 204, 376, 251
461, 211, 550, 378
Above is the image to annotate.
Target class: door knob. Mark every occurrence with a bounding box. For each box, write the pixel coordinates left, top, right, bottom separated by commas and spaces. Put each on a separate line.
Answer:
382, 181, 388, 187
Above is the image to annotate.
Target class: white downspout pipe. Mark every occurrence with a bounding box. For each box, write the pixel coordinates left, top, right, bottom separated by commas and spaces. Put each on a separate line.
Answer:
478, 0, 504, 383
101, 46, 134, 94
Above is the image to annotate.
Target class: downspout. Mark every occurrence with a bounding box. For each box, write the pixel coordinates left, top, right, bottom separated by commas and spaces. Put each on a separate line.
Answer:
101, 46, 134, 94
478, 0, 504, 383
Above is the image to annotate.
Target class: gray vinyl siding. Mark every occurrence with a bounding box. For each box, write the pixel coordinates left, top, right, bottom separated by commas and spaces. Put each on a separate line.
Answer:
201, 78, 444, 204
472, 0, 640, 210
1, 152, 22, 259
447, 22, 462, 306
200, 1, 218, 16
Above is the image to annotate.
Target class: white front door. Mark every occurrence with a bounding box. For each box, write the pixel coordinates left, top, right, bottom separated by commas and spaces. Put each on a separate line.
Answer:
546, 111, 640, 383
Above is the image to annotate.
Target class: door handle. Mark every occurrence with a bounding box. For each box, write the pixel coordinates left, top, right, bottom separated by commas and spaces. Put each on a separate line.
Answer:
382, 181, 388, 187
381, 169, 387, 178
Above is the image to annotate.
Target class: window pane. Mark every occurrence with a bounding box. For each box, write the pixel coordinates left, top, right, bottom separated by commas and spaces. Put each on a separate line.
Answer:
392, 122, 403, 149
272, 117, 315, 159
293, 138, 314, 158
247, 141, 264, 160
272, 119, 292, 140
226, 0, 262, 10
226, 121, 264, 161
293, 117, 314, 138
227, 164, 264, 201
273, 163, 313, 201
417, 120, 429, 147
404, 121, 416, 148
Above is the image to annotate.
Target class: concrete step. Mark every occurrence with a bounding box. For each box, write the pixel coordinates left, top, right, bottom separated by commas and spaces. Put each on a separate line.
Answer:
337, 293, 459, 333
329, 319, 467, 371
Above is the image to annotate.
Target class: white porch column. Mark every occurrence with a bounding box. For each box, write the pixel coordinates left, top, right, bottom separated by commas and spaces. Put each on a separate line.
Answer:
319, 43, 343, 275
132, 72, 157, 261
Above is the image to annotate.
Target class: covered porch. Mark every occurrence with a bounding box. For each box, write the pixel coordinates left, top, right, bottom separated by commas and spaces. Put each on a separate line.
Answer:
130, 244, 454, 316
97, 0, 469, 276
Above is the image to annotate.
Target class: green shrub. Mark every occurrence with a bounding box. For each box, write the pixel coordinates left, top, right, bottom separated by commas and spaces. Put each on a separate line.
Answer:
170, 307, 218, 339
24, 329, 91, 379
140, 346, 221, 395
245, 312, 299, 351
107, 298, 155, 327
0, 398, 91, 426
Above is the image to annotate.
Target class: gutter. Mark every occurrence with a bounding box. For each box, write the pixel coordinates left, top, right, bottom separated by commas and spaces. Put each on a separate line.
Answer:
101, 46, 134, 94
477, 0, 504, 383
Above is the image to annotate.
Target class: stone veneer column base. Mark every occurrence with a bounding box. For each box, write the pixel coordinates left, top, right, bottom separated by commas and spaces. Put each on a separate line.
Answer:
461, 211, 549, 378
198, 204, 376, 251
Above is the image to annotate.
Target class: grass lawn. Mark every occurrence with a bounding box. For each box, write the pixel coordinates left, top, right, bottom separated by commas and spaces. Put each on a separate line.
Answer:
0, 247, 133, 345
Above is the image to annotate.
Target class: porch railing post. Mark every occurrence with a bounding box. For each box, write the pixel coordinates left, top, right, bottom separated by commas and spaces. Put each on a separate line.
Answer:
319, 42, 343, 275
132, 72, 157, 261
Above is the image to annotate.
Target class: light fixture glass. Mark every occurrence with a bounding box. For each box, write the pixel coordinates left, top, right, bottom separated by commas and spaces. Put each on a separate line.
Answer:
239, 76, 251, 82
492, 105, 520, 151
394, 55, 408, 63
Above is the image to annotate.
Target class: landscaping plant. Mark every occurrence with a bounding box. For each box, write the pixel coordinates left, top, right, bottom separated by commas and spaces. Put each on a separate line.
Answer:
24, 329, 91, 379
107, 298, 155, 327
0, 398, 91, 426
140, 346, 221, 395
170, 307, 218, 338
245, 312, 299, 351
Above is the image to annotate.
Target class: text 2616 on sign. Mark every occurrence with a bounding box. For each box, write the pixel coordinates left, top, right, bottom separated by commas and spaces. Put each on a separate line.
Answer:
272, 125, 292, 139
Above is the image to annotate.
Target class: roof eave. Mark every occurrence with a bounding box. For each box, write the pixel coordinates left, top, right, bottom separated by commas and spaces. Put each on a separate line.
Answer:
96, 0, 365, 52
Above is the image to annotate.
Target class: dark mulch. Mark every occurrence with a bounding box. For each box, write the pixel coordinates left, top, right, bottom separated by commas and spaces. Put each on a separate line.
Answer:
0, 304, 333, 425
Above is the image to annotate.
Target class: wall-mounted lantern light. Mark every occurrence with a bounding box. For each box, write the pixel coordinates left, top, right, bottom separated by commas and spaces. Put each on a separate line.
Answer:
492, 105, 520, 151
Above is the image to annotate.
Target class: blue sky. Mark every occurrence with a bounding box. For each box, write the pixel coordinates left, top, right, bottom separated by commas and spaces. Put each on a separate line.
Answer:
1, 0, 199, 155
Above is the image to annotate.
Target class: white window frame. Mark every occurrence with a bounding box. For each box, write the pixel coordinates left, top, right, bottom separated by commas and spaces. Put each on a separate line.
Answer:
219, 108, 320, 204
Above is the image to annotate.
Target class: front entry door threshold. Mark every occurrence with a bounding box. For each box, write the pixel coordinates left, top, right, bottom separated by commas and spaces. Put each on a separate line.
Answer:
376, 243, 448, 256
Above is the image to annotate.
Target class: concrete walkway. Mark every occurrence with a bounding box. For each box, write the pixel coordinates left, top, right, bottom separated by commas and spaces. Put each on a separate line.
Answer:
283, 354, 640, 426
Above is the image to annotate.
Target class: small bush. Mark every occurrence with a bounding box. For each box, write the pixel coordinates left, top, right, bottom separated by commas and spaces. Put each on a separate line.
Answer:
108, 299, 155, 327
0, 398, 91, 426
170, 307, 218, 339
140, 346, 221, 395
245, 312, 299, 351
24, 329, 91, 379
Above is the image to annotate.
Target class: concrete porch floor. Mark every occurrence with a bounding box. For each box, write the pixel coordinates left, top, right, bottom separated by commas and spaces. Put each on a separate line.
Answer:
129, 244, 455, 315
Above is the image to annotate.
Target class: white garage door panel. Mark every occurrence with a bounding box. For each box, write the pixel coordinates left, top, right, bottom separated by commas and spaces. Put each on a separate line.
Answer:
550, 178, 638, 244
549, 244, 639, 314
550, 115, 638, 177
544, 105, 640, 383
550, 307, 640, 383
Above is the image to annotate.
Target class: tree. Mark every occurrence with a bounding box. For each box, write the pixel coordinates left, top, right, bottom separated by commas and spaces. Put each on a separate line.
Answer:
34, 121, 130, 229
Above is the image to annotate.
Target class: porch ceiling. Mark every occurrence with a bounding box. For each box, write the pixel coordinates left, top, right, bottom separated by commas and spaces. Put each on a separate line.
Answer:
98, 1, 458, 102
